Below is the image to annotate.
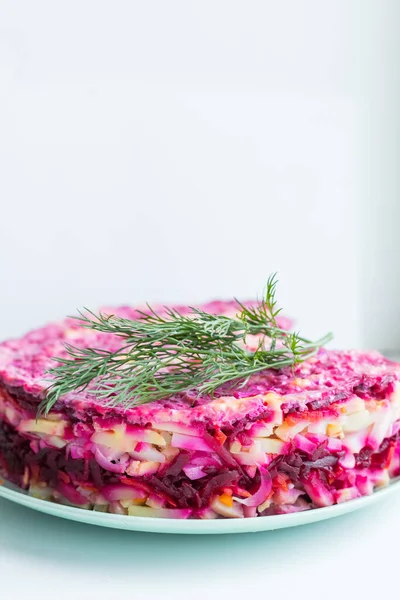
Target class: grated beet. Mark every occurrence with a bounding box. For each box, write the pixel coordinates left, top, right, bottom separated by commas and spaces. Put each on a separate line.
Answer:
200, 470, 240, 507
162, 451, 191, 477
357, 437, 398, 470
1, 419, 400, 512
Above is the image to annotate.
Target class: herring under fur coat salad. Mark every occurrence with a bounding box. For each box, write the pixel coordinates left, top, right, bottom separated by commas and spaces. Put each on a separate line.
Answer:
0, 276, 399, 520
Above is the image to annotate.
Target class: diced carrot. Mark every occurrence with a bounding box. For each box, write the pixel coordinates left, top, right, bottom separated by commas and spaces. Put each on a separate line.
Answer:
234, 487, 251, 498
383, 444, 395, 469
274, 472, 290, 492
120, 477, 150, 491
58, 470, 71, 484
286, 409, 338, 426
285, 415, 302, 426
30, 464, 40, 483
292, 378, 309, 388
214, 427, 227, 446
219, 493, 233, 507
133, 498, 147, 506
327, 473, 336, 485
79, 484, 98, 492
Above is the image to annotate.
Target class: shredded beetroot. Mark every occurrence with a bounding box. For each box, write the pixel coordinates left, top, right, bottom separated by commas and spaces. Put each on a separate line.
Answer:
303, 455, 340, 469
357, 437, 398, 470
1, 303, 400, 520
226, 409, 273, 438
310, 440, 330, 461
236, 465, 272, 507
202, 431, 240, 468
355, 446, 374, 468
200, 470, 240, 506
89, 459, 105, 488
1, 415, 400, 514
161, 451, 191, 477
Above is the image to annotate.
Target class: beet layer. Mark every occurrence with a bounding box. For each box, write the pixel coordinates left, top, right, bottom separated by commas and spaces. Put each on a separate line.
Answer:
1, 303, 400, 518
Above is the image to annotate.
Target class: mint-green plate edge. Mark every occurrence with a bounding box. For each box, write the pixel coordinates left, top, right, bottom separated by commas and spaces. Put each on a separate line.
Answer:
1, 478, 399, 534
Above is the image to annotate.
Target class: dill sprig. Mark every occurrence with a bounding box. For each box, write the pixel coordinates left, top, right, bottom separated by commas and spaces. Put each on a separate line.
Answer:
39, 275, 332, 414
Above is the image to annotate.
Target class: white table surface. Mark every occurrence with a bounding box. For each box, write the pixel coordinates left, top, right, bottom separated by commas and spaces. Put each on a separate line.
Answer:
0, 488, 399, 599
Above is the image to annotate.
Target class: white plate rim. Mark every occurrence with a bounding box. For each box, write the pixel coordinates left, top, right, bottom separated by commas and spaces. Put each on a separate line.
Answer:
0, 477, 399, 534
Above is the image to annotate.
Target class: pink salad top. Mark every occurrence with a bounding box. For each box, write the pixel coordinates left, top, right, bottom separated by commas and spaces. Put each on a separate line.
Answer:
0, 301, 398, 427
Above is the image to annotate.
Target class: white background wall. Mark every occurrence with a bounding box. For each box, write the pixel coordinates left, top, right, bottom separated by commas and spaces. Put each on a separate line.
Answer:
0, 1, 398, 350
0, 6, 399, 600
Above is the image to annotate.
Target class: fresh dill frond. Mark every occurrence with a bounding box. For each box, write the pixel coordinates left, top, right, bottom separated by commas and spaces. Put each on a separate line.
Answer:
39, 275, 333, 415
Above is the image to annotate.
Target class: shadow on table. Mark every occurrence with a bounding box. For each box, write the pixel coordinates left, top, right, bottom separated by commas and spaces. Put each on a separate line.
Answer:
0, 495, 391, 575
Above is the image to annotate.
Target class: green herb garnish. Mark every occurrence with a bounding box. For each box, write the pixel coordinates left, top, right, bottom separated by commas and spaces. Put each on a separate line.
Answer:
40, 274, 332, 414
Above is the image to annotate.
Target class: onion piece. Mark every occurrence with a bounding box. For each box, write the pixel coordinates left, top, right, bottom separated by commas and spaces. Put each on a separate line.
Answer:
294, 434, 317, 454
94, 445, 129, 473
171, 433, 212, 452
233, 464, 272, 507
183, 465, 207, 480
243, 506, 257, 518
190, 453, 222, 467
202, 431, 242, 469
68, 439, 88, 459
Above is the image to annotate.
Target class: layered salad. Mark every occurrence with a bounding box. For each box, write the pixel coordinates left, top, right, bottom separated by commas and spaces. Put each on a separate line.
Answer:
1, 300, 400, 519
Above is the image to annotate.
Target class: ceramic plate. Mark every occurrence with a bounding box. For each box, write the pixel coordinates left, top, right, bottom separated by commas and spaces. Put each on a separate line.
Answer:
1, 477, 399, 534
